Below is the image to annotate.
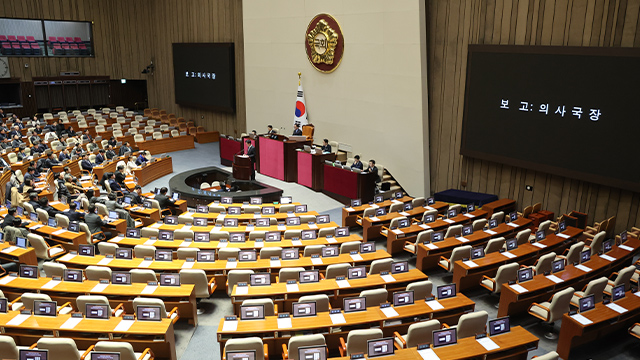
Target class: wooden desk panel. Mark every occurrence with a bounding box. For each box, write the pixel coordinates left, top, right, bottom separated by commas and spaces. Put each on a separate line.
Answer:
194, 131, 220, 143
136, 135, 194, 155
323, 164, 376, 203
181, 210, 319, 222
131, 157, 173, 187
481, 198, 516, 217
0, 242, 37, 265
341, 197, 426, 227
150, 221, 340, 235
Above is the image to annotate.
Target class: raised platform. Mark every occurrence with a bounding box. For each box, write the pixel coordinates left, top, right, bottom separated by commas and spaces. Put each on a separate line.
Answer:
168, 166, 283, 207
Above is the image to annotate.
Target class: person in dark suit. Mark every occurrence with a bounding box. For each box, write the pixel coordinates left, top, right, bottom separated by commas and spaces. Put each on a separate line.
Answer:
119, 142, 131, 156
95, 150, 106, 165
105, 145, 116, 160
44, 153, 60, 169
80, 154, 94, 172
129, 185, 143, 205
82, 130, 92, 142
351, 155, 364, 170
32, 140, 47, 154
1, 207, 17, 228
28, 193, 41, 211
64, 202, 84, 222
321, 139, 332, 153
108, 173, 126, 193
245, 139, 256, 180
24, 167, 39, 183
38, 197, 60, 217
292, 123, 302, 136
267, 125, 276, 135
135, 152, 148, 166
154, 187, 176, 214
0, 156, 10, 169
58, 149, 71, 162
11, 135, 22, 148
366, 159, 380, 183
84, 204, 111, 240
115, 165, 127, 185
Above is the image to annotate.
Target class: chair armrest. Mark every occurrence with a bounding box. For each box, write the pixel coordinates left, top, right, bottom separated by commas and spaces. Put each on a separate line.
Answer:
528, 302, 551, 321
208, 276, 216, 295
9, 296, 21, 307
442, 323, 450, 328
47, 244, 66, 258
138, 348, 154, 360
57, 301, 73, 314
319, 273, 325, 280
81, 345, 95, 360
91, 231, 105, 244
112, 303, 125, 316
29, 343, 38, 349
394, 341, 402, 350
339, 337, 347, 357
609, 272, 619, 280
264, 344, 269, 360
282, 344, 289, 360
274, 304, 278, 315
161, 208, 172, 216
393, 331, 406, 348
168, 307, 180, 324
480, 275, 496, 290
439, 256, 449, 263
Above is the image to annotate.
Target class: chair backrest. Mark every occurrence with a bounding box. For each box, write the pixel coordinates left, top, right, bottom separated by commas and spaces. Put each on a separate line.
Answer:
368, 258, 393, 275
242, 298, 275, 316
224, 337, 265, 360
176, 247, 199, 260
613, 265, 636, 291
325, 263, 350, 279
548, 287, 576, 322
445, 224, 463, 238
303, 245, 324, 257
287, 334, 326, 360
532, 351, 559, 360
37, 337, 80, 360
134, 134, 144, 142
491, 211, 504, 223
36, 208, 49, 223
298, 294, 331, 312
318, 227, 336, 238
279, 267, 305, 283
210, 231, 230, 240
94, 341, 139, 360
227, 270, 255, 295
174, 229, 194, 240
243, 205, 261, 214
362, 208, 376, 218
96, 203, 108, 215
412, 197, 425, 207
78, 223, 94, 245
85, 266, 111, 281
493, 263, 519, 293
218, 248, 240, 260
590, 231, 607, 256
457, 310, 488, 338
340, 241, 360, 254
485, 237, 506, 254
27, 233, 50, 259
389, 216, 406, 229
22, 292, 53, 310
98, 242, 118, 255
566, 241, 585, 264
415, 229, 434, 245
346, 329, 383, 356
448, 245, 472, 270
359, 288, 388, 306
55, 213, 70, 228
472, 218, 487, 231
279, 204, 295, 213
76, 295, 111, 315
522, 206, 533, 218
180, 269, 211, 298
257, 247, 281, 259
130, 269, 157, 283
389, 203, 404, 213
582, 277, 608, 303
0, 335, 19, 360
284, 230, 302, 239
405, 320, 441, 347
406, 280, 432, 299
134, 244, 157, 258
516, 229, 532, 245
535, 252, 557, 275
43, 262, 67, 278
133, 297, 168, 318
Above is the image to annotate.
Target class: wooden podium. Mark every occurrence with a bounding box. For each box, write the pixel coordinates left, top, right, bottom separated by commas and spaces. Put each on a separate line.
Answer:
233, 154, 252, 180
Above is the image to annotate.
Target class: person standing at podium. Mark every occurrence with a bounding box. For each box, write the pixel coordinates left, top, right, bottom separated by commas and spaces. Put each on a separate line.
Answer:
245, 139, 256, 180
292, 123, 303, 136
267, 125, 276, 135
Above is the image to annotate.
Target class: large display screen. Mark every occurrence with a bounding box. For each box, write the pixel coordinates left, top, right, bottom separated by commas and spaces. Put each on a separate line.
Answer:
172, 43, 235, 112
461, 45, 640, 192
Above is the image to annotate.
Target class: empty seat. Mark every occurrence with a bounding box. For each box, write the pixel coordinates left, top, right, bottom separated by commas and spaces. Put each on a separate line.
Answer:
36, 338, 84, 360
484, 237, 505, 254
359, 288, 388, 306
224, 337, 267, 360
133, 297, 179, 323
339, 329, 383, 357
394, 320, 441, 348
282, 334, 326, 360
242, 298, 276, 316
449, 310, 488, 338
93, 341, 154, 360
325, 263, 350, 279
278, 267, 305, 283
85, 266, 111, 281
571, 277, 608, 307
438, 245, 471, 272
528, 287, 575, 339
481, 262, 519, 294
131, 269, 157, 283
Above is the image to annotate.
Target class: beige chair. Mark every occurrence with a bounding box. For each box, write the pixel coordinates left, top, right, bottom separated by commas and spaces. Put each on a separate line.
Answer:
134, 134, 145, 143
339, 329, 383, 356
133, 297, 179, 323
491, 211, 505, 223
43, 262, 67, 278
318, 227, 336, 238
359, 288, 388, 306
362, 208, 376, 219
406, 280, 433, 299
556, 241, 584, 265
604, 265, 636, 295
210, 231, 230, 241
227, 269, 255, 296
134, 244, 157, 258
298, 294, 331, 312
528, 287, 575, 339
180, 269, 216, 314
224, 337, 267, 360
284, 230, 302, 239
55, 213, 70, 229
259, 247, 282, 259
27, 234, 66, 260
325, 263, 350, 279
629, 323, 640, 340
472, 219, 487, 231
93, 341, 154, 360
412, 197, 425, 207
531, 252, 557, 275
0, 335, 19, 360
279, 204, 296, 213
282, 334, 326, 360
368, 258, 393, 275
76, 295, 124, 316
242, 298, 276, 316
299, 215, 316, 224
571, 277, 608, 306
209, 205, 226, 213
340, 241, 360, 254
532, 351, 559, 360
79, 223, 101, 245
218, 248, 240, 260
444, 224, 462, 238
249, 231, 267, 240
394, 319, 440, 348
278, 267, 305, 283
588, 231, 606, 256
438, 245, 471, 272
481, 262, 519, 294
515, 229, 532, 245
19, 293, 73, 314
36, 208, 49, 223
388, 203, 404, 213
448, 310, 488, 338
36, 337, 86, 360
177, 248, 198, 260
484, 237, 506, 254
243, 205, 261, 214
303, 245, 324, 257
174, 229, 194, 240
404, 229, 433, 254
538, 220, 552, 233
98, 242, 119, 255
131, 269, 157, 283
85, 266, 111, 281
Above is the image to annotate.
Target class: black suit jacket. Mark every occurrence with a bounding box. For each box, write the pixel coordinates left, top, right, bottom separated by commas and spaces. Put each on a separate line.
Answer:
246, 145, 256, 163
95, 154, 105, 164
65, 211, 84, 222
81, 160, 94, 171
119, 146, 131, 156
155, 194, 174, 209
293, 128, 303, 136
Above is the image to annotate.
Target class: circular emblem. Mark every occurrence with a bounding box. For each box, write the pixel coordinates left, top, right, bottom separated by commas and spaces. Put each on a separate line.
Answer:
295, 101, 306, 117
305, 14, 344, 73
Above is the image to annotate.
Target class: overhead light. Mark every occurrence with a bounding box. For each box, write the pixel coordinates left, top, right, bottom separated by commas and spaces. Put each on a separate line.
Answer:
120, 79, 126, 84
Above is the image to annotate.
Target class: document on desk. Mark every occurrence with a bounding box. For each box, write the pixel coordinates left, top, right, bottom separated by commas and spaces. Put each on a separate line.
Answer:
1, 246, 17, 254
425, 243, 438, 250
381, 274, 396, 283
507, 222, 520, 227
391, 200, 402, 205
336, 279, 351, 288
600, 254, 616, 262
41, 279, 61, 289
546, 275, 564, 284
181, 225, 192, 230
425, 300, 444, 310
501, 252, 517, 259
31, 224, 44, 230
462, 260, 478, 268
179, 240, 192, 247
370, 204, 380, 209
222, 320, 238, 331
370, 217, 380, 222
484, 229, 497, 235
418, 348, 441, 360
532, 242, 547, 248
443, 219, 455, 224
253, 213, 262, 218
245, 225, 255, 231
0, 275, 16, 284
114, 319, 135, 332
381, 306, 399, 318
91, 283, 109, 292
270, 260, 281, 267
7, 313, 30, 326
510, 284, 528, 293
308, 224, 318, 230
350, 253, 363, 261
291, 240, 302, 246
111, 236, 123, 243
570, 314, 593, 325
52, 229, 66, 236
142, 285, 157, 294
181, 261, 195, 269
619, 244, 634, 251
226, 262, 237, 269
477, 337, 500, 351
557, 233, 571, 239
286, 283, 299, 292
326, 237, 337, 243
575, 264, 592, 273
277, 225, 286, 231
217, 214, 226, 220
399, 211, 410, 216
60, 317, 83, 329
97, 257, 113, 266
149, 222, 162, 229
144, 239, 156, 245
311, 257, 323, 265
277, 317, 292, 329
235, 286, 249, 295
392, 229, 404, 235
330, 312, 346, 324
457, 236, 469, 243
419, 224, 431, 229
139, 260, 153, 268
464, 213, 475, 218
607, 303, 628, 314
217, 242, 228, 248
345, 207, 355, 212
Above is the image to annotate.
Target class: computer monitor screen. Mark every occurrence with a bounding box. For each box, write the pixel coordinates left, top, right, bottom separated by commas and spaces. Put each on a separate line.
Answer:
447, 208, 457, 218
266, 232, 281, 241
15, 236, 28, 249
262, 206, 275, 215
367, 338, 395, 358
509, 211, 517, 222
112, 272, 131, 285
127, 228, 141, 238
462, 224, 473, 236
359, 242, 375, 253
437, 284, 456, 300
114, 248, 132, 260
432, 328, 457, 347
86, 303, 111, 319
580, 249, 591, 263
489, 317, 511, 336
16, 206, 24, 216
518, 268, 533, 283
230, 232, 246, 242
316, 215, 330, 224
47, 218, 57, 227
172, 193, 180, 201
20, 349, 49, 360
612, 284, 626, 302
471, 246, 485, 260
292, 302, 317, 317
286, 217, 301, 226
432, 231, 444, 242
226, 351, 256, 360
343, 297, 366, 312
33, 300, 57, 316
255, 218, 270, 227
295, 205, 307, 213
91, 352, 121, 360
196, 205, 208, 213
193, 217, 208, 226
228, 207, 241, 215
64, 269, 83, 282
579, 294, 595, 313
467, 204, 475, 212
375, 208, 387, 216
0, 298, 7, 313
404, 203, 413, 211
155, 249, 173, 261
393, 290, 414, 307
348, 266, 367, 280
158, 230, 174, 240
250, 273, 271, 286
602, 239, 614, 253
280, 196, 292, 204
299, 270, 319, 283
506, 238, 518, 250
321, 246, 338, 257
398, 218, 410, 228
335, 227, 349, 237
221, 197, 233, 204
194, 232, 210, 242
374, 195, 383, 203
197, 250, 215, 262
240, 305, 265, 320
224, 218, 239, 227
391, 261, 408, 274
20, 264, 38, 279
68, 222, 79, 232
552, 259, 565, 273
298, 346, 327, 360
559, 221, 567, 231
301, 230, 317, 240
351, 199, 362, 207
394, 191, 403, 199
78, 244, 95, 256
137, 305, 162, 321
281, 248, 299, 260
238, 250, 257, 262
250, 197, 262, 205
160, 273, 181, 286
164, 216, 177, 225
427, 197, 435, 205
30, 212, 38, 221
620, 230, 628, 242
123, 197, 132, 205
489, 219, 498, 228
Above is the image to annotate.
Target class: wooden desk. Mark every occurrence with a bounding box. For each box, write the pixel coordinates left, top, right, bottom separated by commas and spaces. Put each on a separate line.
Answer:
230, 268, 428, 313
128, 206, 162, 225
498, 236, 640, 317
557, 290, 640, 359
416, 219, 531, 271
328, 326, 538, 360
0, 274, 198, 325
130, 156, 173, 187
149, 221, 341, 235
481, 198, 516, 217
182, 210, 319, 223
217, 294, 475, 358
0, 310, 177, 360
323, 164, 377, 203
297, 150, 336, 191
381, 209, 489, 254
453, 227, 583, 291
92, 158, 120, 181
341, 197, 424, 227
205, 202, 302, 210
26, 222, 87, 252
257, 135, 310, 182
0, 241, 37, 265
194, 131, 219, 144
136, 135, 194, 155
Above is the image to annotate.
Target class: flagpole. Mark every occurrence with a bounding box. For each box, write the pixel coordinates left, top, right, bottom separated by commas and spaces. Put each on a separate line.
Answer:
298, 72, 301, 86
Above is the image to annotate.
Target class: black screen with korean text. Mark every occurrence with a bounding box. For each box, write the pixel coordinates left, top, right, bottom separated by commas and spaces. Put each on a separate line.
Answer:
172, 43, 236, 112
461, 45, 640, 192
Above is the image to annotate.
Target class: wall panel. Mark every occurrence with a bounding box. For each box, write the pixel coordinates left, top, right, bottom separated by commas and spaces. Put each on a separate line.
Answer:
428, 0, 640, 233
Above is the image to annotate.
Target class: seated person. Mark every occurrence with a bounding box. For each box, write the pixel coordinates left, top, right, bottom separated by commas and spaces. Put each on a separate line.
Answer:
292, 123, 302, 136
135, 152, 148, 166
267, 125, 276, 135
84, 204, 112, 240
105, 145, 117, 160
95, 149, 106, 165
39, 197, 61, 217
365, 159, 381, 182
108, 173, 127, 194
105, 193, 135, 227
64, 202, 84, 222
127, 185, 143, 205
119, 141, 132, 156
27, 192, 41, 211
115, 165, 127, 186
155, 187, 176, 215
43, 152, 60, 169
351, 155, 364, 170
321, 138, 332, 153
80, 154, 94, 172
58, 148, 71, 162
65, 174, 86, 198
23, 167, 39, 183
